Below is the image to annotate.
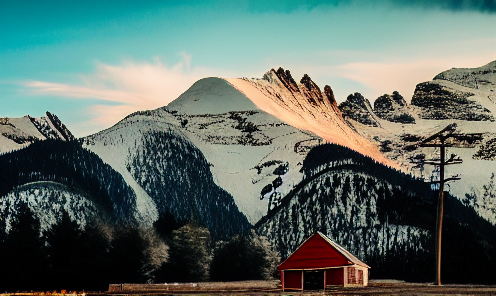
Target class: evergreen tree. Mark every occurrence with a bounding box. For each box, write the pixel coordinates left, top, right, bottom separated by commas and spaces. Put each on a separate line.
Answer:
164, 223, 211, 282
210, 230, 280, 281
46, 212, 84, 290
108, 226, 148, 284
0, 203, 46, 291
75, 223, 111, 290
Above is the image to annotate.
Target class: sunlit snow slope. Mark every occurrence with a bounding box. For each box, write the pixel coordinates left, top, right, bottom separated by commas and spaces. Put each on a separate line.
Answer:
225, 68, 395, 168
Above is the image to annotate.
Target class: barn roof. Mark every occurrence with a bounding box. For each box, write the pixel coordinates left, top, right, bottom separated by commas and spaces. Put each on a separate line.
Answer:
278, 232, 370, 271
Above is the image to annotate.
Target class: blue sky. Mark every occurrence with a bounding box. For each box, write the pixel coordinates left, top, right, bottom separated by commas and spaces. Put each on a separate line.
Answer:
1, 0, 495, 137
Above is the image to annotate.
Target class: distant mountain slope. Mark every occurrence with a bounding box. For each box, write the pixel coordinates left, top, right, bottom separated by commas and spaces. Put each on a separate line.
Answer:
337, 61, 496, 225
434, 60, 496, 91
0, 112, 74, 153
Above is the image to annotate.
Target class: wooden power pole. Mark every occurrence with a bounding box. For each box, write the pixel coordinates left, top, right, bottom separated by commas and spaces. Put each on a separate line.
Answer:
413, 123, 483, 286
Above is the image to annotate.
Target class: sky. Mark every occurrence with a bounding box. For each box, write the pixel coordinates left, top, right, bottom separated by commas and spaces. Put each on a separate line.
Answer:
1, 0, 495, 137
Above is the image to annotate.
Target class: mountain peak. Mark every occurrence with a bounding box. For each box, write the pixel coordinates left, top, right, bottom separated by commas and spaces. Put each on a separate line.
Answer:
271, 67, 299, 93
165, 77, 259, 115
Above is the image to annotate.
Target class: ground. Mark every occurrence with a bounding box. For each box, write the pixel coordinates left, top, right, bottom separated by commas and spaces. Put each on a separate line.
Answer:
3, 280, 496, 296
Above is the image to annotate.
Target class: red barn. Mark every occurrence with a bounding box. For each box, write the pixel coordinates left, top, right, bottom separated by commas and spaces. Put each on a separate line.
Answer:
278, 232, 370, 291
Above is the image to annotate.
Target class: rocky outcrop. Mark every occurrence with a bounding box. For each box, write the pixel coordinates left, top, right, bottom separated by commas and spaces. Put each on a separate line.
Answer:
45, 112, 75, 141
300, 73, 324, 105
434, 60, 496, 90
324, 85, 338, 108
411, 82, 494, 121
272, 67, 299, 93
373, 91, 415, 124
267, 68, 339, 111
473, 135, 496, 160
338, 93, 379, 126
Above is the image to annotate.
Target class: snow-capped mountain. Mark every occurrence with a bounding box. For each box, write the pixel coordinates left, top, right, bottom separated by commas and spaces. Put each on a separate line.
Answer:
1, 61, 495, 285
81, 77, 321, 224
82, 108, 251, 238
0, 111, 75, 154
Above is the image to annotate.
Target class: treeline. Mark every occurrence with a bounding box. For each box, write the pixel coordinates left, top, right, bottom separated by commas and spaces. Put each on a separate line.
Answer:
0, 133, 250, 238
0, 206, 279, 292
302, 143, 430, 192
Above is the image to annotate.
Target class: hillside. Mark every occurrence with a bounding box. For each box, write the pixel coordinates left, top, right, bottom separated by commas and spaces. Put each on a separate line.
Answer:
256, 144, 496, 283
83, 111, 251, 238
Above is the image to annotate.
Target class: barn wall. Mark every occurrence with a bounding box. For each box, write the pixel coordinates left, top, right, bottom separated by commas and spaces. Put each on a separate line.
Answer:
343, 266, 368, 287
325, 268, 344, 286
282, 270, 303, 290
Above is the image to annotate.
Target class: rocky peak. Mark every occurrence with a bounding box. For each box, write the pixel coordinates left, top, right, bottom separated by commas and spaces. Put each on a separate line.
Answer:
299, 73, 324, 106
272, 67, 299, 93
45, 112, 75, 141
263, 67, 341, 113
0, 112, 75, 153
345, 92, 372, 110
373, 91, 414, 124
28, 112, 75, 141
391, 91, 407, 106
324, 85, 338, 109
338, 93, 379, 126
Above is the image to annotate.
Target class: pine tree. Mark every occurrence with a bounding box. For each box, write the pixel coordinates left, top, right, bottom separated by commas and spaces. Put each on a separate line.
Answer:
210, 230, 280, 281
165, 223, 211, 282
0, 203, 46, 291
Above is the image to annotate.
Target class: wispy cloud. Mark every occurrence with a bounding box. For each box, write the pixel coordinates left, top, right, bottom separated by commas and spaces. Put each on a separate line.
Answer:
22, 55, 215, 136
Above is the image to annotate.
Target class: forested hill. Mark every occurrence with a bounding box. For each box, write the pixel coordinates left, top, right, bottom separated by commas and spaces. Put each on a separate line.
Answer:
0, 139, 136, 228
256, 143, 496, 284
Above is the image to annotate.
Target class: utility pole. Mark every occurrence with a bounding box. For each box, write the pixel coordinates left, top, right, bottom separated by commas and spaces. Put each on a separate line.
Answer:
411, 123, 483, 286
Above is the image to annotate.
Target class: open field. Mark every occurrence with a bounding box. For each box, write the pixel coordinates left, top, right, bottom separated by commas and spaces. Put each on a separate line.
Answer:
3, 280, 496, 296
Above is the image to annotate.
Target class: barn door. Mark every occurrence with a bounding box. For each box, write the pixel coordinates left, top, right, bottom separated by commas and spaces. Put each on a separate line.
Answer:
303, 270, 325, 290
